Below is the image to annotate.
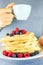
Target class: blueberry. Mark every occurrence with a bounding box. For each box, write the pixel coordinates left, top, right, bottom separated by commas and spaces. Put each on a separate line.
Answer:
9, 34, 14, 37
13, 54, 16, 58
19, 30, 22, 34
16, 32, 20, 35
30, 52, 35, 56
30, 51, 39, 56
6, 33, 9, 36
6, 33, 14, 36
15, 53, 20, 57
19, 30, 22, 32
16, 30, 22, 35
34, 51, 39, 55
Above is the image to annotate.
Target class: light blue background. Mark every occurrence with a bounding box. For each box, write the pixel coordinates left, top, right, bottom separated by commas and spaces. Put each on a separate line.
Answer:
0, 0, 43, 65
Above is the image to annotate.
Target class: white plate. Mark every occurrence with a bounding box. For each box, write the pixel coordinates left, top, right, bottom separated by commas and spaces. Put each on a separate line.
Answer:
0, 46, 43, 60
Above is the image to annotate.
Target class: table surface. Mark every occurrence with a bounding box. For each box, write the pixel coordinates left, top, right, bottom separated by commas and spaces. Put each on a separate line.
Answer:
0, 0, 43, 65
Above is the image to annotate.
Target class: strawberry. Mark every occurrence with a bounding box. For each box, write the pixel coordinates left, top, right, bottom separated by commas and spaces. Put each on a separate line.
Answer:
24, 53, 30, 57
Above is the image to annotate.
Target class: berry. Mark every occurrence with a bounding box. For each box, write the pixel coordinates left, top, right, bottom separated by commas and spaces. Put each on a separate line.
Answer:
19, 30, 22, 34
6, 33, 9, 36
17, 53, 23, 58
30, 53, 35, 56
22, 30, 27, 34
15, 52, 20, 55
34, 51, 39, 55
16, 32, 20, 35
8, 52, 14, 57
12, 30, 16, 35
13, 54, 16, 58
24, 53, 30, 57
16, 30, 22, 35
9, 34, 14, 37
30, 51, 39, 56
16, 28, 20, 32
3, 50, 8, 56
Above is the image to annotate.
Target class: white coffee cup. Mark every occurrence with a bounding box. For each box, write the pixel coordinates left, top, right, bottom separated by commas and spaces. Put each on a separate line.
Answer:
13, 4, 31, 20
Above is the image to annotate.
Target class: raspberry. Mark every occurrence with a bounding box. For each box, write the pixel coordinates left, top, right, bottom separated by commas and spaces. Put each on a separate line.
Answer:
22, 30, 27, 34
16, 28, 20, 32
24, 53, 30, 57
8, 52, 14, 57
17, 53, 23, 58
3, 50, 8, 56
12, 30, 16, 35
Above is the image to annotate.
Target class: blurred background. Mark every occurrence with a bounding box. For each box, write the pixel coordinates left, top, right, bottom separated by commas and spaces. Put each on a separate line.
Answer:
0, 0, 43, 38
0, 0, 43, 65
